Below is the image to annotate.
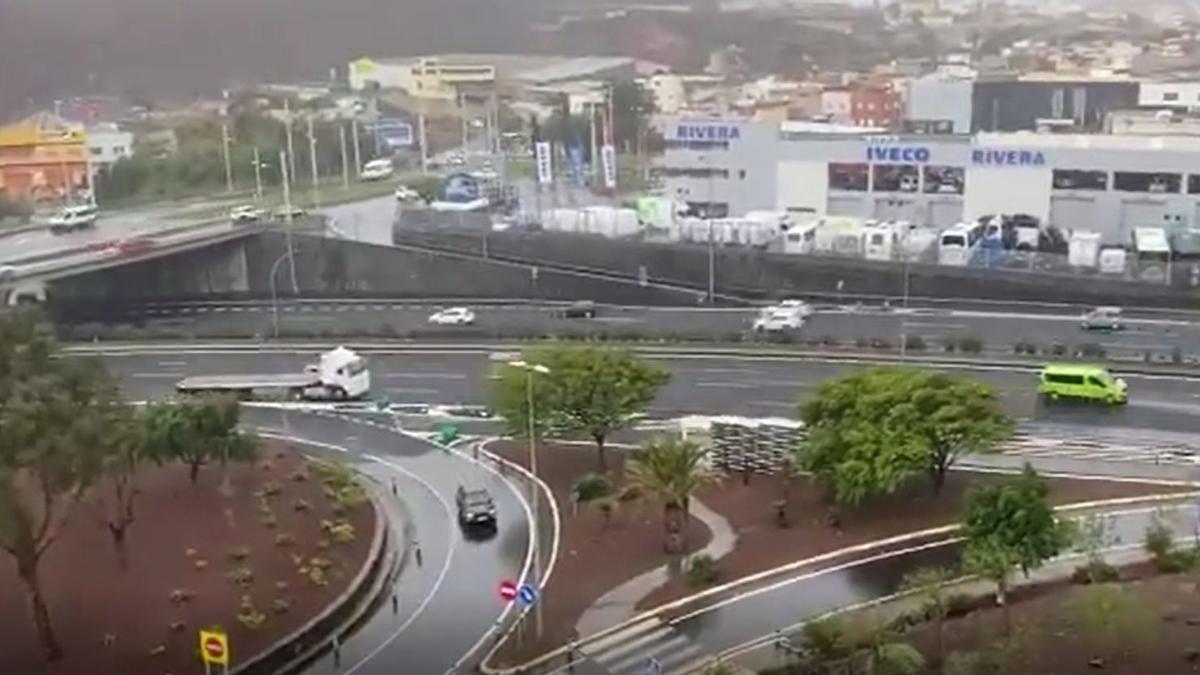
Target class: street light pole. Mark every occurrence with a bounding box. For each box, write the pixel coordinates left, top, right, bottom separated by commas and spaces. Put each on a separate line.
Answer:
509, 360, 549, 640
252, 146, 263, 201
279, 150, 299, 294
221, 122, 234, 193
339, 124, 351, 190
269, 250, 293, 338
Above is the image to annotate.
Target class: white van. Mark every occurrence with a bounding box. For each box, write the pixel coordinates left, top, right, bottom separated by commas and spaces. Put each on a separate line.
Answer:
48, 204, 98, 234
360, 159, 395, 181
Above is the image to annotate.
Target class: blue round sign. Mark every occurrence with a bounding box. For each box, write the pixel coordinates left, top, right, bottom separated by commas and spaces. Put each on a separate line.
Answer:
517, 584, 538, 606
441, 172, 481, 204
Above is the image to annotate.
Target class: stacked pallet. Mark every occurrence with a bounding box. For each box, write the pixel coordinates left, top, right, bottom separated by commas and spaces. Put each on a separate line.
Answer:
709, 416, 805, 476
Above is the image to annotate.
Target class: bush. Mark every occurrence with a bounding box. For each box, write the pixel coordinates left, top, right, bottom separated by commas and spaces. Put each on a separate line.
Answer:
271, 598, 291, 615
274, 533, 297, 548
1071, 560, 1120, 584
227, 546, 251, 563
1050, 342, 1067, 357
1144, 514, 1175, 562
958, 336, 984, 354
945, 592, 974, 618
686, 554, 720, 587
1077, 343, 1106, 359
572, 473, 613, 503
261, 480, 283, 497
227, 567, 254, 587
902, 334, 926, 351
292, 498, 312, 513
1013, 340, 1038, 355
802, 616, 850, 661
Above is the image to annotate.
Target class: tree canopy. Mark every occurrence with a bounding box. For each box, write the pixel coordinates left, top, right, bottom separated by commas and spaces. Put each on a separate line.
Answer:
626, 437, 714, 553
797, 367, 1012, 506
489, 346, 669, 470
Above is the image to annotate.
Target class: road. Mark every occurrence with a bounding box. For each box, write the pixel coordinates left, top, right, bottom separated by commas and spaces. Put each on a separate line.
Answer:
240, 406, 533, 675
556, 502, 1199, 675
106, 301, 1200, 363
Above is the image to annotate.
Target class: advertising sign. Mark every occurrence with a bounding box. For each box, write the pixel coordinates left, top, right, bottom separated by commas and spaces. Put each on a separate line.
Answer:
535, 142, 553, 185
375, 120, 414, 149
601, 144, 617, 190
668, 122, 742, 143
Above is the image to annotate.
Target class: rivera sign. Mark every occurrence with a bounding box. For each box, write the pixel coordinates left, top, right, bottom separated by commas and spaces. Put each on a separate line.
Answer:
971, 148, 1046, 166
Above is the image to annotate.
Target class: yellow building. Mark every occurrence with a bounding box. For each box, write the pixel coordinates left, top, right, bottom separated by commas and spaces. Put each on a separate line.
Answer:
0, 113, 89, 203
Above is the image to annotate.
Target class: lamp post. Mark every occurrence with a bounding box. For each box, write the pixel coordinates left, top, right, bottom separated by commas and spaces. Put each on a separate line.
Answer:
507, 359, 550, 640
269, 249, 295, 338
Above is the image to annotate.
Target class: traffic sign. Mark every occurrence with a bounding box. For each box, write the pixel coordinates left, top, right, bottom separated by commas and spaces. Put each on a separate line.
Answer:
199, 628, 229, 666
518, 583, 539, 606
498, 579, 518, 601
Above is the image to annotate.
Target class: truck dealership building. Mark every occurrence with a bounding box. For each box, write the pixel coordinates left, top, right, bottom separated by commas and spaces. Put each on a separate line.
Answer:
656, 118, 1200, 244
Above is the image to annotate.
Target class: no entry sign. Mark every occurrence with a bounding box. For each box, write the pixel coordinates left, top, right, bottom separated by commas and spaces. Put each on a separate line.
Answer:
498, 579, 518, 601
199, 628, 229, 666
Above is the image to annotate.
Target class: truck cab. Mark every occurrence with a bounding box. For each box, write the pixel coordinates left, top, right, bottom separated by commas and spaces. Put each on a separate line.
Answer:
305, 346, 370, 400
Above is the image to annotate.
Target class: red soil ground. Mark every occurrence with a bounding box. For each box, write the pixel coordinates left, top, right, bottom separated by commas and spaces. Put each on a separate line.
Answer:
0, 443, 375, 675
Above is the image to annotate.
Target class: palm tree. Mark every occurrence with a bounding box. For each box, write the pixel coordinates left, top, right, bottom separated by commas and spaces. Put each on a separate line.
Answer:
625, 437, 715, 554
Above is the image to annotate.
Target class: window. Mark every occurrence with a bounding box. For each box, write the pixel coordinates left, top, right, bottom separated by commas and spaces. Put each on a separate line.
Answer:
1164, 92, 1180, 102
1053, 169, 1107, 191
1187, 175, 1200, 194
872, 164, 919, 193
652, 167, 729, 179
1113, 171, 1180, 193
1045, 373, 1084, 385
684, 202, 728, 218
738, 169, 746, 180
829, 163, 868, 191
90, 147, 103, 156
1087, 376, 1105, 388
923, 166, 964, 194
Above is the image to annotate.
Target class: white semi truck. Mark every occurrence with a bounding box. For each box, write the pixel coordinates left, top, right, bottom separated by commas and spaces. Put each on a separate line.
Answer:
175, 346, 371, 401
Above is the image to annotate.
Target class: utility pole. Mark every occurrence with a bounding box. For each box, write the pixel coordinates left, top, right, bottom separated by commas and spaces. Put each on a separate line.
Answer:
283, 98, 297, 188
307, 114, 320, 208
252, 146, 263, 201
418, 97, 429, 174
339, 124, 351, 190
221, 121, 234, 193
351, 117, 362, 178
279, 150, 299, 294
459, 93, 470, 158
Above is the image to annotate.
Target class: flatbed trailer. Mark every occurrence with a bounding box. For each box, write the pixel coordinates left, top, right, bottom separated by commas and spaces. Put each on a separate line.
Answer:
174, 346, 371, 401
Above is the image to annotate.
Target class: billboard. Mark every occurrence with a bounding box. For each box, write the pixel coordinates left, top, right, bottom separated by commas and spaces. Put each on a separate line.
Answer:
534, 142, 553, 185
374, 120, 414, 149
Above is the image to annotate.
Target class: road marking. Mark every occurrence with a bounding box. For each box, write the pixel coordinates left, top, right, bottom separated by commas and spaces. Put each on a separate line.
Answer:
695, 381, 754, 389
131, 372, 183, 379
383, 372, 469, 380
157, 360, 187, 367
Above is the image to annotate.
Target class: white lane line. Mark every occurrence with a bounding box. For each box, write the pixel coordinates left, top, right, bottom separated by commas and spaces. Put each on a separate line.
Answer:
342, 453, 459, 675
694, 382, 754, 389
384, 387, 441, 395
157, 360, 188, 367
131, 372, 183, 379
383, 373, 469, 380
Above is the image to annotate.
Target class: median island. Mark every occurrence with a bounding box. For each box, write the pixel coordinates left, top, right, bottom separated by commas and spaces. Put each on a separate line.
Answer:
0, 314, 377, 675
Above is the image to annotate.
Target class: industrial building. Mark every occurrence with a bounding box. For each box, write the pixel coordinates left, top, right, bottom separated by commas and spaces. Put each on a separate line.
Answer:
655, 117, 1200, 244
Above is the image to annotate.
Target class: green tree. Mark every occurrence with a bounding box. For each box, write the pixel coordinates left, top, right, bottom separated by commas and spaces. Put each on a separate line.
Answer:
96, 400, 156, 571
798, 368, 1011, 506
143, 395, 257, 488
609, 80, 656, 153
900, 566, 956, 665
962, 465, 1069, 634
0, 314, 128, 660
625, 438, 714, 553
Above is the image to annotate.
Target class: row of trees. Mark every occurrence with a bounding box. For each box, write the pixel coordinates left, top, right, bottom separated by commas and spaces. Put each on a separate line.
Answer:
0, 313, 257, 661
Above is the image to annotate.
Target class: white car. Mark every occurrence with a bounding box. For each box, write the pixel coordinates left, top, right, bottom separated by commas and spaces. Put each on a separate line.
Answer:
48, 204, 98, 233
229, 205, 265, 223
395, 186, 421, 202
774, 300, 814, 318
361, 159, 395, 181
428, 307, 476, 326
272, 206, 307, 220
0, 264, 16, 282
753, 310, 804, 332
1081, 306, 1123, 331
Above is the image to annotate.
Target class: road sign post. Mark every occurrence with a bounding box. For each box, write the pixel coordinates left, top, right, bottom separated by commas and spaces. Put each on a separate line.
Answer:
199, 628, 230, 674
499, 579, 518, 602
518, 583, 539, 607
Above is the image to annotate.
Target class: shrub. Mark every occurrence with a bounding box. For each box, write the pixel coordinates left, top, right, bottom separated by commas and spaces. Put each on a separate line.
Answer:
227, 547, 251, 563
945, 593, 974, 618
227, 567, 254, 587
305, 566, 329, 587
292, 498, 312, 513
820, 335, 839, 348
686, 554, 720, 587
870, 338, 892, 350
322, 519, 356, 543
1072, 560, 1120, 584
261, 514, 278, 529
1013, 340, 1037, 355
1144, 513, 1175, 563
271, 598, 291, 615
1077, 343, 1106, 359
261, 480, 283, 497
237, 605, 268, 630
1050, 341, 1067, 357
902, 334, 926, 351
194, 559, 209, 571
168, 589, 195, 605
274, 533, 297, 548
958, 336, 984, 354
290, 469, 308, 483
802, 616, 850, 661
855, 337, 870, 349
309, 557, 335, 571
942, 651, 981, 675
572, 473, 613, 503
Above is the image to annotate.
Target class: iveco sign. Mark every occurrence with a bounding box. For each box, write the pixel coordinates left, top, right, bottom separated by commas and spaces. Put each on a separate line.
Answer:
972, 149, 1047, 166
671, 123, 742, 142
866, 145, 931, 163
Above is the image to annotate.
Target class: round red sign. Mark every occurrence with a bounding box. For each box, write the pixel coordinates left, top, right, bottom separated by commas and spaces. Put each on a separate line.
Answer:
204, 636, 225, 658
498, 579, 518, 601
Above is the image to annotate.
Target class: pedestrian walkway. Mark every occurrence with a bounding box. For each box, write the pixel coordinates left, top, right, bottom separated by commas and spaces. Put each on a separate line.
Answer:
575, 498, 737, 636
556, 618, 708, 675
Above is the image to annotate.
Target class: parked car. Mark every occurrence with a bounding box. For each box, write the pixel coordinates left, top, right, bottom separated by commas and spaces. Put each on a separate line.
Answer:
230, 205, 265, 223
48, 204, 98, 234
361, 159, 395, 181
455, 486, 497, 527
1081, 306, 1123, 331
115, 236, 157, 256
428, 307, 476, 326
395, 186, 421, 202
774, 300, 814, 318
753, 309, 804, 332
563, 300, 597, 319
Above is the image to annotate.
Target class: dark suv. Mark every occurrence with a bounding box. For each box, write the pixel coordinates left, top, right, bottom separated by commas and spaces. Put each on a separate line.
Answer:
455, 486, 497, 527
563, 300, 597, 319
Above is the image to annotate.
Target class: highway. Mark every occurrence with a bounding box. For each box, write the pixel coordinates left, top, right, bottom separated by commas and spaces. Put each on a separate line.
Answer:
240, 406, 532, 675
107, 301, 1200, 363
94, 345, 1200, 433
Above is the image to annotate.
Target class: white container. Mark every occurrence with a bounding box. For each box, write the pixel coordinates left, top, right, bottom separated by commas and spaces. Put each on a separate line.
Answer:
1068, 230, 1101, 268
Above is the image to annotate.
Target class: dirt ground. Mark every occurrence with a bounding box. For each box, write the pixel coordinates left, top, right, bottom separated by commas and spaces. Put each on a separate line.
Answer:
0, 443, 375, 675
639, 470, 1190, 609
904, 570, 1200, 674
490, 440, 711, 666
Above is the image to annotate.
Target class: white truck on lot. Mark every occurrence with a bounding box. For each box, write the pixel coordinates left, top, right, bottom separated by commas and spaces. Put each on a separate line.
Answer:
175, 346, 371, 401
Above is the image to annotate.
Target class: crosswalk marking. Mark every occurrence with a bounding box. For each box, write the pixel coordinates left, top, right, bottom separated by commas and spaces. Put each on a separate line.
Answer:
581, 620, 668, 659
600, 632, 690, 671
579, 620, 712, 675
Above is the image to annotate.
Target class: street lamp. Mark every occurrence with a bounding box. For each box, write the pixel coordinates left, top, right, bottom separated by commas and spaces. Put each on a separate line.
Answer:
506, 359, 550, 640
269, 249, 296, 338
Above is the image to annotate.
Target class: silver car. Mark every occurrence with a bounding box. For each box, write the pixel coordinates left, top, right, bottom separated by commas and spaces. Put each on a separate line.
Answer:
1081, 306, 1123, 331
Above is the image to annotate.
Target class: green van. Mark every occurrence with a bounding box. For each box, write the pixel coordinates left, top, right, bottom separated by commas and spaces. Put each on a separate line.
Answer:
1037, 364, 1127, 404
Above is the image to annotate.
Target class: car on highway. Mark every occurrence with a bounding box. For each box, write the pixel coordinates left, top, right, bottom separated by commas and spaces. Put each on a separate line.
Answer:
0, 264, 15, 282
48, 203, 98, 234
361, 159, 395, 182
229, 205, 265, 223
394, 185, 421, 202
774, 300, 814, 318
753, 308, 804, 332
1081, 306, 1123, 331
563, 300, 597, 319
115, 236, 157, 256
272, 206, 307, 220
455, 486, 497, 528
1038, 364, 1127, 405
428, 307, 476, 326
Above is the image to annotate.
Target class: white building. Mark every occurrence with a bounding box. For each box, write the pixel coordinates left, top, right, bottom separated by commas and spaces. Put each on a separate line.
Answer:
1138, 81, 1200, 109
86, 123, 134, 169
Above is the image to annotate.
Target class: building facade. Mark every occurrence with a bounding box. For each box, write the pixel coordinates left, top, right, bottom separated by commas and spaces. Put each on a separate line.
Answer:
849, 86, 902, 129
971, 78, 1139, 132
1138, 81, 1200, 109
0, 113, 89, 203
655, 117, 1200, 244
904, 75, 973, 134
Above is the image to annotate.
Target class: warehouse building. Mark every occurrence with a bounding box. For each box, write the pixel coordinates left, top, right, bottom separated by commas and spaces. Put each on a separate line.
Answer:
655, 117, 1200, 244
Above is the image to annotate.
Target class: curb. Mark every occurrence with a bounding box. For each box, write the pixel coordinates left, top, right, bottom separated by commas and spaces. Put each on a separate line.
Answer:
228, 454, 391, 675
486, 489, 1200, 674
